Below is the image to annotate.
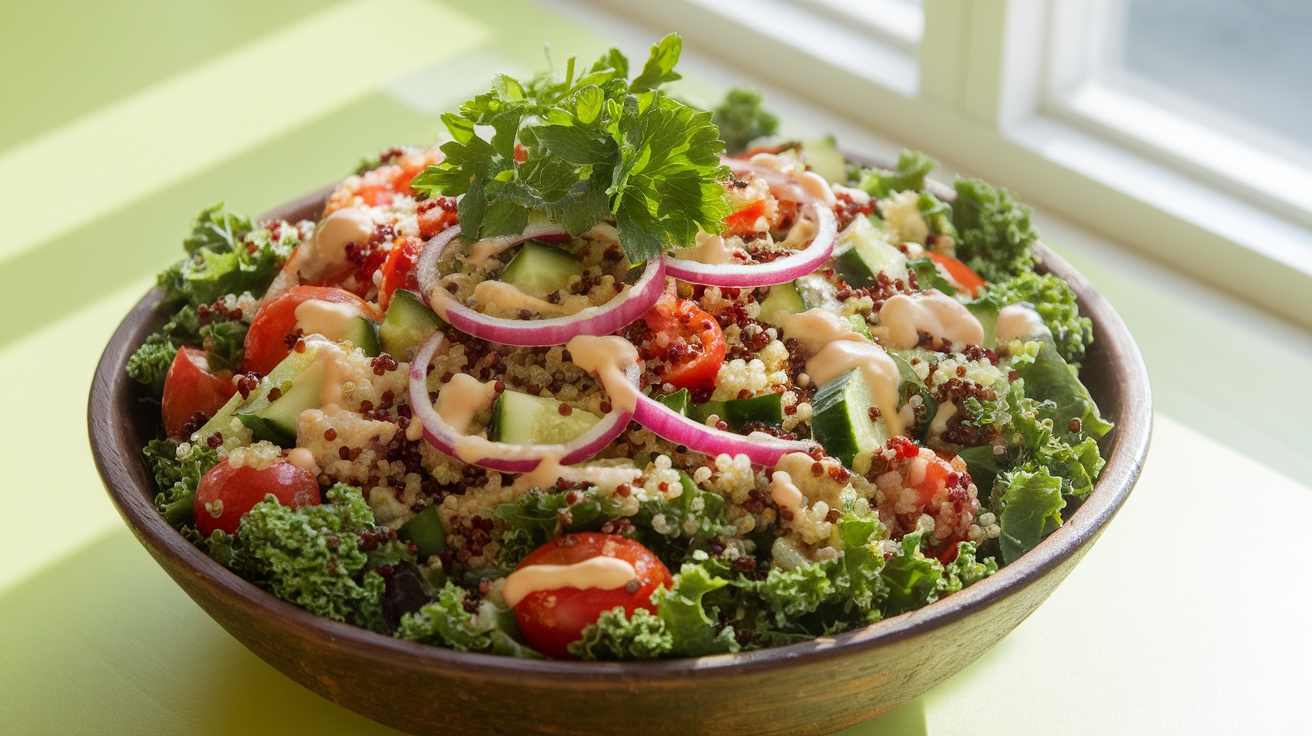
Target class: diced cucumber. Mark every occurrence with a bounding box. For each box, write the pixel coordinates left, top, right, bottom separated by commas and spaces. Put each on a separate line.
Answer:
380, 289, 444, 359
890, 353, 937, 440
194, 343, 323, 444
811, 368, 889, 469
237, 359, 328, 447
656, 388, 691, 416
758, 281, 808, 327
689, 393, 783, 430
500, 241, 583, 298
488, 389, 601, 445
832, 217, 907, 287
342, 315, 380, 357
802, 135, 848, 185
398, 505, 446, 559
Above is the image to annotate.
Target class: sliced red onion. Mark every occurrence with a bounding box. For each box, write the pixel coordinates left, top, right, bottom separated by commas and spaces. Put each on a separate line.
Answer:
416, 224, 666, 347
662, 200, 836, 287
632, 392, 817, 467
407, 330, 639, 472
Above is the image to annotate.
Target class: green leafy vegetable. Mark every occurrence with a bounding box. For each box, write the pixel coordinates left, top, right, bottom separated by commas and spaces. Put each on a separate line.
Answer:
568, 606, 673, 660
630, 471, 737, 562
1011, 342, 1113, 443
395, 580, 542, 658
650, 563, 740, 656
858, 149, 937, 199
994, 467, 1066, 564
711, 85, 779, 155
975, 270, 1093, 365
492, 489, 610, 566
951, 178, 1038, 284
158, 203, 294, 308
411, 34, 729, 264
141, 437, 219, 527
126, 304, 200, 394
212, 484, 404, 632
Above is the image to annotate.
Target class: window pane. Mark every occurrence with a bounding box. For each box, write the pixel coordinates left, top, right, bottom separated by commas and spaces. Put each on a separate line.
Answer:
1100, 0, 1312, 155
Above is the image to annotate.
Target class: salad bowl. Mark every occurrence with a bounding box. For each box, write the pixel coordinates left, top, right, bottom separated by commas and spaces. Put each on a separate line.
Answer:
90, 181, 1150, 736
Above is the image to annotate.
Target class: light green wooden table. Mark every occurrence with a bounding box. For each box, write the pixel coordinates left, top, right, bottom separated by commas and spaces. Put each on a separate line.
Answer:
3, 0, 1309, 732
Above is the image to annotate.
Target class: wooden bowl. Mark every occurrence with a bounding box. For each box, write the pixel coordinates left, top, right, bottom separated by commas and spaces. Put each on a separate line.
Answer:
89, 188, 1151, 736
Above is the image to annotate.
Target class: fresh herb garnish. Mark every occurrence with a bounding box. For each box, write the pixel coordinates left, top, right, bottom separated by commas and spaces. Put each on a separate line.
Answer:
411, 34, 730, 264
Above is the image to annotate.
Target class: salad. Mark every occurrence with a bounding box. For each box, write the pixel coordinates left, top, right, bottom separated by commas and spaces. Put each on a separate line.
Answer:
128, 35, 1111, 661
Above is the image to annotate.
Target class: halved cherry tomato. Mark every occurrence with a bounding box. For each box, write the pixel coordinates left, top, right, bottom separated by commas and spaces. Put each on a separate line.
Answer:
243, 286, 375, 376
512, 533, 672, 659
161, 347, 237, 439
193, 458, 320, 537
926, 252, 986, 298
639, 293, 727, 392
377, 236, 422, 312
722, 199, 767, 236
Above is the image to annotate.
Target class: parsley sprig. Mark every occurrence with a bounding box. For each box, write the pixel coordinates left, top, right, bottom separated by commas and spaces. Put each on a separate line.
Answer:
411, 34, 729, 264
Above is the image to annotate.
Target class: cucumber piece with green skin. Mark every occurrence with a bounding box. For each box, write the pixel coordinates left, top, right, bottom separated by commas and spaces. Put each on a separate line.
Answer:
194, 342, 323, 443
802, 135, 849, 185
656, 388, 691, 416
398, 505, 446, 559
758, 281, 808, 326
832, 216, 907, 288
500, 241, 583, 298
488, 389, 601, 445
237, 359, 328, 447
689, 393, 783, 430
890, 353, 937, 439
811, 368, 889, 469
380, 289, 444, 359
342, 315, 380, 357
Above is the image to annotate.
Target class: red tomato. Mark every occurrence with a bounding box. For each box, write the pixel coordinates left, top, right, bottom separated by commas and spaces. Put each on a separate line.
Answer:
161, 347, 236, 439
193, 458, 320, 537
513, 533, 673, 659
639, 293, 727, 392
377, 236, 422, 311
927, 252, 986, 298
243, 286, 375, 376
722, 199, 767, 236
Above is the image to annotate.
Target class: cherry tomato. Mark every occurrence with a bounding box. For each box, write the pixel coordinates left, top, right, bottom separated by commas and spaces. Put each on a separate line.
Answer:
512, 533, 672, 659
377, 236, 422, 312
722, 199, 767, 236
161, 347, 236, 439
193, 458, 320, 537
926, 252, 986, 298
639, 292, 727, 392
243, 286, 375, 376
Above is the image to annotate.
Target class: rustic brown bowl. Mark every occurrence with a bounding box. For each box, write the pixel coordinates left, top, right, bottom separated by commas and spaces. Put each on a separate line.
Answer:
89, 187, 1151, 736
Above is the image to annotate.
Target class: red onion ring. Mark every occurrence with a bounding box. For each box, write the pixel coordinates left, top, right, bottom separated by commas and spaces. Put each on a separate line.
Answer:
662, 200, 836, 287
407, 330, 638, 472
632, 392, 817, 467
416, 224, 666, 347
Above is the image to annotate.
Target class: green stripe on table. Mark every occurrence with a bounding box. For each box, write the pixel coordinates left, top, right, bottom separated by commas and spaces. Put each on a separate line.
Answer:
0, 0, 488, 267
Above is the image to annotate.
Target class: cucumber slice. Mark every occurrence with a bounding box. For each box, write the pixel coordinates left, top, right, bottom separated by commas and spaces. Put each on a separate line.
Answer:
811, 368, 889, 469
758, 281, 808, 326
689, 393, 783, 430
656, 388, 691, 416
380, 289, 444, 359
832, 217, 907, 287
194, 343, 323, 444
237, 359, 327, 447
342, 315, 380, 357
500, 241, 583, 298
802, 135, 848, 185
398, 505, 446, 559
489, 389, 601, 445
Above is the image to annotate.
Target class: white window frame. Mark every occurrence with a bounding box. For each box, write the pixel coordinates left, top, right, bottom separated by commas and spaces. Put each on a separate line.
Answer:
544, 0, 1312, 328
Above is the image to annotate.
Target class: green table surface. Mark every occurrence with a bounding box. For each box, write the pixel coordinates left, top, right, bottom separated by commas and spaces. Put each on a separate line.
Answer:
3, 0, 1310, 733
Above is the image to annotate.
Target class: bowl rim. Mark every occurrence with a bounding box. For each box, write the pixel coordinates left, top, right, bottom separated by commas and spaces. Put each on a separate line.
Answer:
88, 186, 1152, 684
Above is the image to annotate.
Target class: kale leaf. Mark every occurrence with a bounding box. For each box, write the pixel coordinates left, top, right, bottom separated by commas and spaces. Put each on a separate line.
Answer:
141, 437, 219, 527
994, 467, 1066, 565
411, 34, 729, 264
975, 270, 1093, 366
858, 149, 937, 199
711, 86, 779, 155
126, 304, 200, 394
951, 178, 1038, 284
394, 580, 542, 658
158, 203, 294, 308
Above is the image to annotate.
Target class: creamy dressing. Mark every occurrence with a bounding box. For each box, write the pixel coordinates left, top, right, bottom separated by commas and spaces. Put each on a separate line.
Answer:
436, 374, 499, 434
929, 401, 957, 437
565, 335, 640, 413
877, 291, 984, 349
995, 303, 1050, 343
286, 447, 321, 475
501, 557, 637, 608
472, 280, 570, 315
405, 415, 425, 442
465, 235, 517, 267
682, 231, 737, 265
780, 309, 866, 356
311, 207, 376, 265
769, 470, 805, 520
293, 299, 360, 341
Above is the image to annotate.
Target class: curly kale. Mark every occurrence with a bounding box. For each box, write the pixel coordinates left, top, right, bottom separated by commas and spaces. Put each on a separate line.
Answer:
858, 149, 937, 199
141, 437, 219, 527
975, 270, 1093, 366
711, 85, 780, 155
126, 304, 199, 394
492, 489, 612, 566
210, 484, 409, 633
569, 607, 671, 660
394, 581, 542, 658
952, 178, 1038, 284
158, 203, 294, 308
993, 467, 1066, 565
